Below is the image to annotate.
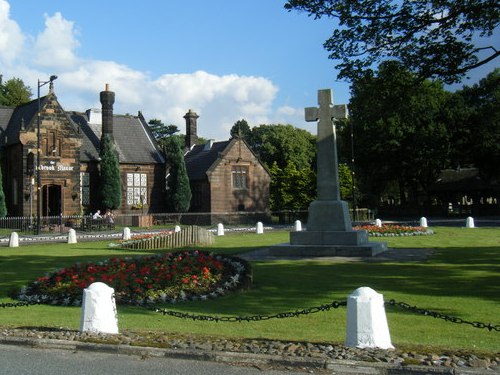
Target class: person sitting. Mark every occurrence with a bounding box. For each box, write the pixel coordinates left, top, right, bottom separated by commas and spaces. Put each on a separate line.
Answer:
92, 210, 102, 220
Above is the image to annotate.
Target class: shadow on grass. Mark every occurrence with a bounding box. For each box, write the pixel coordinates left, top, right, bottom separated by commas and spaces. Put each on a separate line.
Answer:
1, 240, 499, 321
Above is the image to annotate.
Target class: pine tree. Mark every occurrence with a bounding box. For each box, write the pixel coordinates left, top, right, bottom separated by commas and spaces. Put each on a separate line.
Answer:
0, 165, 7, 217
99, 134, 122, 210
164, 136, 191, 212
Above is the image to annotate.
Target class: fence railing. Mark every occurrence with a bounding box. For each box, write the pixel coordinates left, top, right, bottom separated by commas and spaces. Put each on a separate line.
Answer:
0, 209, 375, 235
119, 226, 214, 250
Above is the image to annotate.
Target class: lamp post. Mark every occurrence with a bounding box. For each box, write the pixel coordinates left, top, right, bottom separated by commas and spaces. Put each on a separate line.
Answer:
36, 75, 57, 235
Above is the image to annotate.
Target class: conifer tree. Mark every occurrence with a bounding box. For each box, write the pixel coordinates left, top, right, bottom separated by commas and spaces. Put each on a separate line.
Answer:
164, 136, 191, 212
99, 134, 122, 210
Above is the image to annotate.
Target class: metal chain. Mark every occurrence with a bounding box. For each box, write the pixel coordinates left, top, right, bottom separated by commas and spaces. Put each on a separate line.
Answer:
153, 300, 347, 322
0, 301, 41, 308
386, 300, 500, 332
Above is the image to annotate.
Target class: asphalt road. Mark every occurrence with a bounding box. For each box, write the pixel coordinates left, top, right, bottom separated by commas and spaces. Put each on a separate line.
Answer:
0, 344, 307, 375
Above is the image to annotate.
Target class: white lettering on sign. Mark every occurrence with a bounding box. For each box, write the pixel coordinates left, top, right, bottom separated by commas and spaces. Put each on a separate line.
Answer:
39, 164, 74, 171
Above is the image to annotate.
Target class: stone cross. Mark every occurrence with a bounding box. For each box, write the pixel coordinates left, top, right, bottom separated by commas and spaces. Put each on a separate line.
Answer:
305, 89, 348, 201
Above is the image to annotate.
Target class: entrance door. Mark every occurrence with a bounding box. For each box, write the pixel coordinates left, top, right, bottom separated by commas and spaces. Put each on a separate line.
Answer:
42, 184, 62, 216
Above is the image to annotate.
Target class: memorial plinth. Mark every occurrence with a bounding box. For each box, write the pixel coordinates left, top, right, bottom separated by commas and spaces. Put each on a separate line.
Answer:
270, 89, 387, 257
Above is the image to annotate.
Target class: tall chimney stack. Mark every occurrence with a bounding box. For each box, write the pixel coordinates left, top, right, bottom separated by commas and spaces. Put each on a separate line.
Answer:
184, 109, 199, 150
100, 84, 115, 139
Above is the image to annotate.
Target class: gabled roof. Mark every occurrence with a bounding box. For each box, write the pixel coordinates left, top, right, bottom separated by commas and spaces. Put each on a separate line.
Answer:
184, 140, 231, 180
69, 111, 165, 164
0, 97, 46, 147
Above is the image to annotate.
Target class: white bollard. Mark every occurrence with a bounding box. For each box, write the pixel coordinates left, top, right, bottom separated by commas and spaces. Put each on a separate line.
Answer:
174, 225, 181, 232
217, 223, 225, 236
9, 232, 19, 248
67, 228, 77, 244
122, 227, 131, 240
293, 220, 302, 232
346, 287, 394, 349
375, 218, 382, 227
80, 282, 119, 334
256, 222, 264, 234
466, 216, 475, 228
419, 217, 428, 228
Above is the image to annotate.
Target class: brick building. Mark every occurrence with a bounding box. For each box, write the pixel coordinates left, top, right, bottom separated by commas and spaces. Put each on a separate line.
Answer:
0, 84, 165, 217
183, 110, 271, 223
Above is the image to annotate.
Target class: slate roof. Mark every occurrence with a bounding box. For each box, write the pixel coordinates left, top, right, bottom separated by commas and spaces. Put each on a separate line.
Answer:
0, 94, 164, 165
69, 111, 165, 164
184, 140, 231, 181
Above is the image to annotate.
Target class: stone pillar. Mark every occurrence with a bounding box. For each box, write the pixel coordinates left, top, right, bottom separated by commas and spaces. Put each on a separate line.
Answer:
217, 223, 224, 236
67, 228, 77, 244
345, 287, 393, 349
9, 232, 19, 248
466, 216, 475, 228
122, 227, 131, 240
419, 217, 428, 228
80, 282, 119, 334
174, 225, 181, 232
375, 219, 382, 227
293, 220, 302, 232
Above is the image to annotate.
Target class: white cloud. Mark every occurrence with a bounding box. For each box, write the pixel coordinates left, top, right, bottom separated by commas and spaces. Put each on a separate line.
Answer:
1, 2, 300, 140
0, 0, 24, 64
34, 12, 80, 69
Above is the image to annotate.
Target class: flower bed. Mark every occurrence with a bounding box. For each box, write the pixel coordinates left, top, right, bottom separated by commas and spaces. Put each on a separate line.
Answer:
17, 250, 251, 306
353, 224, 434, 237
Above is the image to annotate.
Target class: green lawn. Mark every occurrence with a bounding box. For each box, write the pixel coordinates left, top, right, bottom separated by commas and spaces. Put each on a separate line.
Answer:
1, 227, 499, 353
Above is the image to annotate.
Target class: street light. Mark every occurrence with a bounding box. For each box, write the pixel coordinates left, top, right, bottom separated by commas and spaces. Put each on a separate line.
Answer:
36, 75, 57, 235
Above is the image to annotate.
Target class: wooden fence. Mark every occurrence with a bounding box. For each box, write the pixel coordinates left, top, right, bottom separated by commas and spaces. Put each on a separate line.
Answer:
120, 226, 214, 250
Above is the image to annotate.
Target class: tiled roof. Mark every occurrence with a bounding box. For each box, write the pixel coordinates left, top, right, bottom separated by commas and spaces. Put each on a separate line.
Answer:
70, 112, 165, 164
184, 140, 231, 180
0, 94, 164, 165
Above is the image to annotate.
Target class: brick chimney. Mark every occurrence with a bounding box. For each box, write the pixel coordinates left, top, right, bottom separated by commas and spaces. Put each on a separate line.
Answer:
100, 83, 115, 139
184, 109, 199, 150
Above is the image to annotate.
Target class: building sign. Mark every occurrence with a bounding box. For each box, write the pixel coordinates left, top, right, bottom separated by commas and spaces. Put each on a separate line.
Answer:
39, 163, 74, 171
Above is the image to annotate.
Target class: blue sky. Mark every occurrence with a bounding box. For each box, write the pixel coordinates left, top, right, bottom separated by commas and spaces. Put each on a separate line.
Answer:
0, 0, 497, 140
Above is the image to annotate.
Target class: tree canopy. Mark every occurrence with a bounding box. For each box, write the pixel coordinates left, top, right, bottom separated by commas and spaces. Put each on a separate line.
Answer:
284, 0, 499, 83
230, 119, 252, 139
0, 75, 32, 106
346, 61, 450, 206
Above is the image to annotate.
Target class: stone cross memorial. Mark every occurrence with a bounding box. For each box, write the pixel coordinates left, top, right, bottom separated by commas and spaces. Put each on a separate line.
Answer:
273, 88, 387, 257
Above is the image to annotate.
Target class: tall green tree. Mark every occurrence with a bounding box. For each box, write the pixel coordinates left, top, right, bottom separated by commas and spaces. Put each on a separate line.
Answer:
164, 136, 191, 212
457, 69, 500, 183
99, 134, 122, 210
230, 119, 251, 139
0, 165, 7, 217
285, 0, 499, 83
0, 76, 32, 106
347, 61, 449, 206
148, 119, 179, 140
247, 124, 316, 170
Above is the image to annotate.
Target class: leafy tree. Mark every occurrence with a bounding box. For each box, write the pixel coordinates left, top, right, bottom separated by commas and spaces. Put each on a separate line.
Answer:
99, 134, 122, 210
230, 119, 251, 139
247, 124, 316, 170
269, 161, 316, 211
347, 61, 449, 206
164, 136, 191, 212
0, 76, 32, 106
148, 119, 179, 140
285, 0, 499, 83
457, 69, 500, 183
0, 165, 6, 217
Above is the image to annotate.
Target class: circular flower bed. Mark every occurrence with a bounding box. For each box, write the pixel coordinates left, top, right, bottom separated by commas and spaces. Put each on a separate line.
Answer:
353, 224, 434, 237
17, 250, 251, 306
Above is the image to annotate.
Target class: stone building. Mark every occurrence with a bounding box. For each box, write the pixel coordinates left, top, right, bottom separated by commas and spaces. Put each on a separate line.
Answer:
183, 110, 271, 223
0, 84, 165, 217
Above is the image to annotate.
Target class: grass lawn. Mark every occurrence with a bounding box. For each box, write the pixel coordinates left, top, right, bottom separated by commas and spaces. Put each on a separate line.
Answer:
0, 227, 499, 354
